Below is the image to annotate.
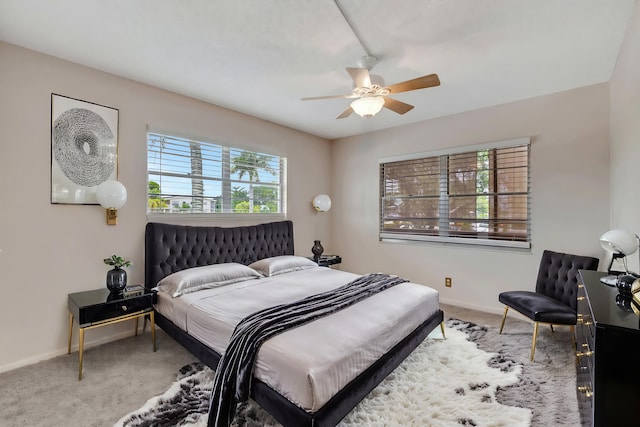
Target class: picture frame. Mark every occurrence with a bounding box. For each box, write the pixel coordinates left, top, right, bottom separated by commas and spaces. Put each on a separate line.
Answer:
51, 93, 119, 204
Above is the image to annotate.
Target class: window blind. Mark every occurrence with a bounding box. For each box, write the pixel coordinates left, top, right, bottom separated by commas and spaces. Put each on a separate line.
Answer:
147, 132, 285, 214
380, 140, 530, 248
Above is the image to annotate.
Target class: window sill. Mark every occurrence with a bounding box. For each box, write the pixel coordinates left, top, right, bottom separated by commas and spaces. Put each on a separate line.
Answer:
380, 232, 531, 250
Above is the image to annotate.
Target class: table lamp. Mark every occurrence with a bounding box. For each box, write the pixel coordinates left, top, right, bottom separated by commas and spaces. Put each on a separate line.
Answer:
599, 229, 640, 285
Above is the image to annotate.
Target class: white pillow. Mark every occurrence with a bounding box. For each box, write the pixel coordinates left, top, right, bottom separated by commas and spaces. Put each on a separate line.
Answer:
249, 255, 317, 277
156, 263, 262, 297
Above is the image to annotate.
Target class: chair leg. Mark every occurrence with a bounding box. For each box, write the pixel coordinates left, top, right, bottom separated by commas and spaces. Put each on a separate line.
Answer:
570, 325, 576, 352
440, 321, 446, 339
499, 306, 509, 334
550, 324, 555, 333
531, 322, 539, 361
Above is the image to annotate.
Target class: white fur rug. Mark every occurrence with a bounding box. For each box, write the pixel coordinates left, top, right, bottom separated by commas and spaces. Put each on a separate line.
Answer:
116, 320, 532, 427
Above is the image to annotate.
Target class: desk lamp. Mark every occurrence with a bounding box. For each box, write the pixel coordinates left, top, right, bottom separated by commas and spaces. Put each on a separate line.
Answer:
599, 229, 640, 285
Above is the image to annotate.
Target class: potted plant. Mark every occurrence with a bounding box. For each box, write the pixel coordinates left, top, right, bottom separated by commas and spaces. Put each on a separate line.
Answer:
104, 255, 132, 293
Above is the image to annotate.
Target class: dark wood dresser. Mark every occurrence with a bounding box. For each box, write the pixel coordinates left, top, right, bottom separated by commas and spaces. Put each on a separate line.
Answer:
576, 270, 640, 426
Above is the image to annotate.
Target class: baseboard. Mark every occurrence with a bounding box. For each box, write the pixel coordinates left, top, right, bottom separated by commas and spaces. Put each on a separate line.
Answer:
439, 297, 506, 317
0, 327, 155, 374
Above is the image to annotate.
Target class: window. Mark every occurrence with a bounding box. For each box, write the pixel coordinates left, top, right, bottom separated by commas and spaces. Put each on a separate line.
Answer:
147, 132, 286, 215
379, 138, 530, 248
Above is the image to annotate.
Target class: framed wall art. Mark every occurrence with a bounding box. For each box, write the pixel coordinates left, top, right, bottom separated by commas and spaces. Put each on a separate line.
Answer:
51, 93, 119, 204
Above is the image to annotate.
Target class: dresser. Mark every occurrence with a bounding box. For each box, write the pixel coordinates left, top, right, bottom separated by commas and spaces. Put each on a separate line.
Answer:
576, 270, 640, 426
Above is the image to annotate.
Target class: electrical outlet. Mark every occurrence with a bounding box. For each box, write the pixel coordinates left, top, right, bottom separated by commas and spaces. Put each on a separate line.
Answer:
445, 277, 452, 287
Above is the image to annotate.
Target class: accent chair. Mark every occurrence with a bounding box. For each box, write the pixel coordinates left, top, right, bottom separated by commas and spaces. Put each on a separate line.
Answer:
498, 250, 599, 361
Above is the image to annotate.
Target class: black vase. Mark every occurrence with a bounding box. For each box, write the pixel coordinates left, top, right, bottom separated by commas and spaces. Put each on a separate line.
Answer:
616, 274, 638, 297
311, 240, 324, 259
106, 267, 127, 293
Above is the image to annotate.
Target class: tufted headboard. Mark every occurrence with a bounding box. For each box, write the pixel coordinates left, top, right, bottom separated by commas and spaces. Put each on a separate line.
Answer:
144, 220, 294, 291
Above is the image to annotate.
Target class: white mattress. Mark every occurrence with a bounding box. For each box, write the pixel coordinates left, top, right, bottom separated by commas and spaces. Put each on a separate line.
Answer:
154, 267, 439, 412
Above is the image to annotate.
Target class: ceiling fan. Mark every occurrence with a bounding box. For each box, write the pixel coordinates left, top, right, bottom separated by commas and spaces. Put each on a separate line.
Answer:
301, 57, 441, 119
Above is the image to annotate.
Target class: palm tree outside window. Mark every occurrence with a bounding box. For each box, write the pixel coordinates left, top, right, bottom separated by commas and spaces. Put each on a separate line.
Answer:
147, 132, 285, 215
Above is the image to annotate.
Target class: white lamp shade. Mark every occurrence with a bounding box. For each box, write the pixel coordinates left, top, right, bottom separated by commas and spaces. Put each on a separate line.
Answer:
351, 97, 385, 118
96, 180, 127, 209
599, 229, 638, 255
312, 194, 331, 212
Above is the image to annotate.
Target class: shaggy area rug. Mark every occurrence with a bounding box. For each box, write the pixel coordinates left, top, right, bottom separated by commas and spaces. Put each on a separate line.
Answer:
115, 319, 544, 427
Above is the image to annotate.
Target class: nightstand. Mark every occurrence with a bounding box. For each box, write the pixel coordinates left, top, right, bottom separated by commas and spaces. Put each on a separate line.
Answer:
67, 288, 156, 380
308, 255, 342, 268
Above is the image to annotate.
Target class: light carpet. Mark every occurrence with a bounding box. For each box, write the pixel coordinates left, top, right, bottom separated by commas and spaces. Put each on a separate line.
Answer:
116, 319, 533, 427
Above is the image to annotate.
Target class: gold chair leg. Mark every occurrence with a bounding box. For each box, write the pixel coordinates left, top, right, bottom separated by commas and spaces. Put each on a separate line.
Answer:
531, 322, 539, 361
499, 306, 509, 334
570, 325, 576, 351
440, 321, 446, 339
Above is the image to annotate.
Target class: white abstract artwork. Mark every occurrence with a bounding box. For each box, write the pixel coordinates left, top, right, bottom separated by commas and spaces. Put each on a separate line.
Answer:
51, 94, 118, 204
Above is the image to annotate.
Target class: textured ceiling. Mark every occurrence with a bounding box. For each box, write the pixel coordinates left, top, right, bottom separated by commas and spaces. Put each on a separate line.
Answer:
0, 0, 636, 139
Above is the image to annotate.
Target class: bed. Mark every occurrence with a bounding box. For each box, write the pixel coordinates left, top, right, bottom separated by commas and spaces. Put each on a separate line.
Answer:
145, 220, 444, 427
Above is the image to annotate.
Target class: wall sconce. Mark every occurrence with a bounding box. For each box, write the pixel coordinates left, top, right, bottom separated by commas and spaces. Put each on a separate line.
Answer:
312, 194, 331, 212
96, 180, 127, 225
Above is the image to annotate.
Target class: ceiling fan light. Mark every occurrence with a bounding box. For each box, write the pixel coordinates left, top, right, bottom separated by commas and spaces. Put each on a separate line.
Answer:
351, 97, 385, 118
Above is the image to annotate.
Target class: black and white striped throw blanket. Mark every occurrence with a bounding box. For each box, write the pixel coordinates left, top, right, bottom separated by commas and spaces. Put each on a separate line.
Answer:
207, 273, 408, 427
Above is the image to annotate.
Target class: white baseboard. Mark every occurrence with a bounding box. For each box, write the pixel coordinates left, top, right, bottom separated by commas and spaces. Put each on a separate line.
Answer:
0, 327, 156, 374
439, 297, 507, 317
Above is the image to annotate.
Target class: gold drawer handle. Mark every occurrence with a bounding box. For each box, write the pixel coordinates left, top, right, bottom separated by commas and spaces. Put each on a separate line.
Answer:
576, 350, 593, 357
577, 296, 586, 301
578, 385, 593, 398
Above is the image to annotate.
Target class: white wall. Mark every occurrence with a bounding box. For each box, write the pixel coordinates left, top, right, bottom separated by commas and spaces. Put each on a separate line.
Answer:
330, 83, 611, 313
610, 1, 640, 273
0, 42, 332, 371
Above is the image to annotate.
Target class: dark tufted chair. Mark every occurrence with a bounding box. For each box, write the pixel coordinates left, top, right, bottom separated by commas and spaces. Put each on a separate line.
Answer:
498, 250, 599, 361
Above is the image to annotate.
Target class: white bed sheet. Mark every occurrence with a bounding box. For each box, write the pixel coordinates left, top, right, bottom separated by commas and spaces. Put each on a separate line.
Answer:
154, 267, 439, 412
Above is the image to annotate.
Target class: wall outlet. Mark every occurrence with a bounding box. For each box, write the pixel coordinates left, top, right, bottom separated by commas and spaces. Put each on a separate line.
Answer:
445, 277, 452, 287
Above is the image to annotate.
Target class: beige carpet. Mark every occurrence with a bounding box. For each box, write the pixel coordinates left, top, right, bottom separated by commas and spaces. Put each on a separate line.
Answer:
0, 304, 579, 427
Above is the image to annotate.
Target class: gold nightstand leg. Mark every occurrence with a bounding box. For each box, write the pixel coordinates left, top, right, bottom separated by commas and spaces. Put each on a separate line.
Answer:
78, 328, 85, 380
67, 312, 74, 354
440, 321, 446, 339
150, 311, 156, 352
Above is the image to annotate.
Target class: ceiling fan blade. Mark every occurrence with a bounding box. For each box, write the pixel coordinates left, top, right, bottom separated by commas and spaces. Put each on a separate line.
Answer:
383, 97, 414, 115
346, 67, 372, 88
336, 105, 354, 119
386, 74, 440, 94
301, 94, 352, 101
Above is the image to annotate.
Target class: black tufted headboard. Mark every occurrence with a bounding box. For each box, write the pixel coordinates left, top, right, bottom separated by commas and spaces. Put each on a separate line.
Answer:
144, 220, 294, 291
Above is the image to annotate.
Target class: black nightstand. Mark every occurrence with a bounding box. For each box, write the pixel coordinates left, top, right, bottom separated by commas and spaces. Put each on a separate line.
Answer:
308, 255, 342, 268
67, 288, 156, 380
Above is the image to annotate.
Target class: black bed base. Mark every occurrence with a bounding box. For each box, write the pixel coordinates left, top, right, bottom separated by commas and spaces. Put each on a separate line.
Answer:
155, 308, 444, 427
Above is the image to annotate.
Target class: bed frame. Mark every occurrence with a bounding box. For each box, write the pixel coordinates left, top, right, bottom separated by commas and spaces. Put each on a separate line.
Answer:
145, 220, 443, 427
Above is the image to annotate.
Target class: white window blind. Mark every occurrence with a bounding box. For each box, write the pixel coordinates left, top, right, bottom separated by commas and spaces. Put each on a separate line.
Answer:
147, 132, 286, 215
380, 139, 531, 248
